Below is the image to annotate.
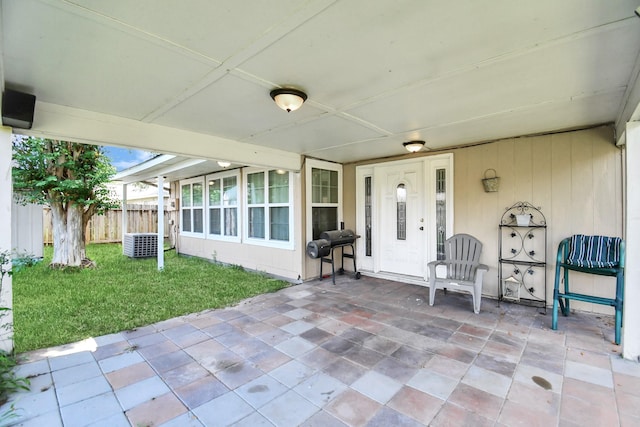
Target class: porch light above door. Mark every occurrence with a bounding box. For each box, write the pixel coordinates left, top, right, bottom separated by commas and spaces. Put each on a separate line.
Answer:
217, 161, 230, 168
403, 140, 425, 153
270, 88, 307, 112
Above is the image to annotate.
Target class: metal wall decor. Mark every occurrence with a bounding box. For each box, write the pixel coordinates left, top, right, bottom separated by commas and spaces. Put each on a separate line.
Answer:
498, 202, 547, 311
482, 169, 500, 192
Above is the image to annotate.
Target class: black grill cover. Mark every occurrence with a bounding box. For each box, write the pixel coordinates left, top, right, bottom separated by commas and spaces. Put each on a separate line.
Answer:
319, 229, 356, 246
306, 239, 331, 259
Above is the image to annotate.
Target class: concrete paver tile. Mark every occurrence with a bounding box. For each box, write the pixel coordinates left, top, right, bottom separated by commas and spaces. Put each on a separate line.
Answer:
192, 391, 254, 426
259, 389, 319, 427
351, 370, 402, 404
173, 374, 228, 409
235, 374, 288, 409
56, 374, 112, 406
114, 375, 171, 410
125, 392, 188, 427
98, 351, 145, 374
60, 392, 122, 427
49, 351, 95, 371
407, 369, 458, 400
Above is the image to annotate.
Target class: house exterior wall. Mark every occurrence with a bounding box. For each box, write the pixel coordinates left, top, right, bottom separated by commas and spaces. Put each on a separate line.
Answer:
453, 125, 622, 313
175, 171, 304, 282
173, 126, 622, 314
343, 125, 623, 313
178, 235, 302, 280
11, 203, 44, 258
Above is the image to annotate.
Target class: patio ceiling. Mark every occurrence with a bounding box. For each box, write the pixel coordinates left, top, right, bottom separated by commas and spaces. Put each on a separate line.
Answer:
2, 1, 640, 166
111, 154, 228, 184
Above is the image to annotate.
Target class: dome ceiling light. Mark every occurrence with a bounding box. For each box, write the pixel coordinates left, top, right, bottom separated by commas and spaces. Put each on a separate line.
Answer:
270, 88, 307, 112
403, 140, 425, 153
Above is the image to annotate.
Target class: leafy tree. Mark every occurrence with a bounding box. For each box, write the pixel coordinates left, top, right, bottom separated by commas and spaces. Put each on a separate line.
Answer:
12, 137, 118, 268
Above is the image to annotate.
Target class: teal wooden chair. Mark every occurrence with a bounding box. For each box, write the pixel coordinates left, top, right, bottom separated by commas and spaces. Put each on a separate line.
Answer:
551, 235, 625, 344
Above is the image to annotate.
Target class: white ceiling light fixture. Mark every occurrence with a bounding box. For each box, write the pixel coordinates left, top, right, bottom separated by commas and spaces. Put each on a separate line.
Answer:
217, 161, 231, 168
403, 140, 425, 153
270, 88, 307, 112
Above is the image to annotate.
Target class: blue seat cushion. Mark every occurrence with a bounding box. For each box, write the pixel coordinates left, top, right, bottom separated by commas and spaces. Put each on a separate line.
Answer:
566, 235, 622, 268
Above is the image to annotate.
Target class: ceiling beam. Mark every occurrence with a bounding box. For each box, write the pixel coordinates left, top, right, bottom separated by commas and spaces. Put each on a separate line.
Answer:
22, 102, 302, 171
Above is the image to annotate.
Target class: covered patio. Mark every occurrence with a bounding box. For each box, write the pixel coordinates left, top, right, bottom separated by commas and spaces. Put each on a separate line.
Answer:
1, 4, 640, 425
7, 276, 640, 426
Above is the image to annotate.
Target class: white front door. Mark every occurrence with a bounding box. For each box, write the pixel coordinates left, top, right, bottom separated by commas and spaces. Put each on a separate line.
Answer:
355, 154, 453, 281
377, 161, 425, 277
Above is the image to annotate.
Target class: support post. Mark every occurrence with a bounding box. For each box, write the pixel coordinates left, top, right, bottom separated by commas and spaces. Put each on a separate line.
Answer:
0, 126, 14, 352
623, 121, 640, 361
157, 175, 164, 271
121, 183, 128, 253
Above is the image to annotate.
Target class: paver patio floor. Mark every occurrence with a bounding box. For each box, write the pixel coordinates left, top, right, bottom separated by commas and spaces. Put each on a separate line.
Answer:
4, 275, 640, 426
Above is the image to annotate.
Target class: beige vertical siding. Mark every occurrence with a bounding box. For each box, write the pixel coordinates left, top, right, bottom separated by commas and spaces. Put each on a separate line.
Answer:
177, 171, 304, 282
453, 125, 622, 312
342, 125, 622, 313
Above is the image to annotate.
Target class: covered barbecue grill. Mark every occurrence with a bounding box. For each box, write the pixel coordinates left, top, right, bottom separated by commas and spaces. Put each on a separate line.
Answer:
307, 229, 361, 284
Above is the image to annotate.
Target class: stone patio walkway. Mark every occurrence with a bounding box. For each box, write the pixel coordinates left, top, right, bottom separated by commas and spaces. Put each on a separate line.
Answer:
3, 275, 640, 426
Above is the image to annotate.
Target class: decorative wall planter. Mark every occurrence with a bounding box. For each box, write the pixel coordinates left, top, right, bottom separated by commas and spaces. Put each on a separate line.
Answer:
482, 169, 500, 192
515, 214, 531, 227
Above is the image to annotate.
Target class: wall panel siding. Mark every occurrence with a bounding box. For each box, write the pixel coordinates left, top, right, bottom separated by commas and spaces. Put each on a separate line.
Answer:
343, 126, 622, 314
177, 172, 304, 282
179, 236, 300, 281
452, 126, 622, 313
12, 203, 44, 257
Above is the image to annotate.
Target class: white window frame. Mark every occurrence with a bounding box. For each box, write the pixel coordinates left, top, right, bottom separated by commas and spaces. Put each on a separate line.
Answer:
179, 177, 205, 238
243, 167, 294, 249
305, 159, 343, 242
205, 170, 241, 243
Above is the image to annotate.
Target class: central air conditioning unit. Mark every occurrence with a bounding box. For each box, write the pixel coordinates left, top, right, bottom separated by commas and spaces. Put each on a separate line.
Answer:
123, 233, 158, 258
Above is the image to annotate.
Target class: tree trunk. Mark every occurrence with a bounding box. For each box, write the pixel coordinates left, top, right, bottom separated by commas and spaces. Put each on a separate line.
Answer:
50, 201, 87, 268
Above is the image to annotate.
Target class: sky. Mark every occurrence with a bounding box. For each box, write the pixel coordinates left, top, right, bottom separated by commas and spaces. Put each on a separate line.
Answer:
103, 146, 155, 171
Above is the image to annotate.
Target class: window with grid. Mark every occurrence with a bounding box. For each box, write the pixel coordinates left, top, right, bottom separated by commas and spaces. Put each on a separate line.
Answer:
309, 164, 341, 240
245, 169, 292, 244
207, 173, 238, 239
180, 178, 204, 236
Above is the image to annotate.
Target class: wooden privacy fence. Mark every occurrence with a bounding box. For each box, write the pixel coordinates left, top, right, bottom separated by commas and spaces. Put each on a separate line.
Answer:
43, 205, 178, 244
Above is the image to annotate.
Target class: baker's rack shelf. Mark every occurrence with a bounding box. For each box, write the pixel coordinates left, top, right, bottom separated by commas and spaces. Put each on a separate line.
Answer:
498, 202, 547, 311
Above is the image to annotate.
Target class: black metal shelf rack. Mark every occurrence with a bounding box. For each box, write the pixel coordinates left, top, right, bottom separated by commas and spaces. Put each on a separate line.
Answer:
498, 202, 547, 311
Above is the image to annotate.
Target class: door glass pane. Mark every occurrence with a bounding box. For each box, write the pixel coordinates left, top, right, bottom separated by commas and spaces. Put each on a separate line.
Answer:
270, 207, 289, 241
365, 176, 372, 256
312, 207, 338, 240
247, 172, 265, 204
312, 168, 338, 203
269, 170, 289, 203
249, 207, 265, 238
397, 184, 406, 240
436, 168, 446, 260
209, 208, 221, 235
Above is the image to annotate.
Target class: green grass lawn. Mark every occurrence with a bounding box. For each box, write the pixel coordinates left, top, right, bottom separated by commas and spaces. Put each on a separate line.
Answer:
12, 244, 290, 353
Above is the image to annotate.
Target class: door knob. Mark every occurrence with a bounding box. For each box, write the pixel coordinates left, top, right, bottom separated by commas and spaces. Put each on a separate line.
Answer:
419, 226, 424, 230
